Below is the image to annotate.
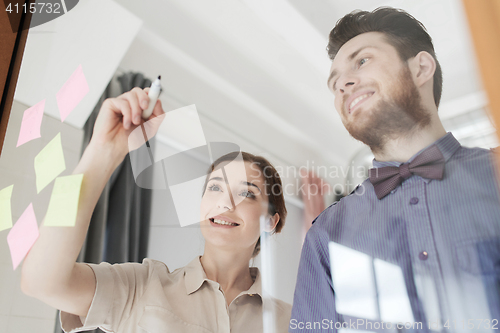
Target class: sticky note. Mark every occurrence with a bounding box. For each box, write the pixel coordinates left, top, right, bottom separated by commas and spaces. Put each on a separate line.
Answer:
44, 174, 84, 227
7, 203, 39, 270
0, 185, 14, 232
17, 99, 45, 147
56, 64, 89, 122
34, 133, 66, 193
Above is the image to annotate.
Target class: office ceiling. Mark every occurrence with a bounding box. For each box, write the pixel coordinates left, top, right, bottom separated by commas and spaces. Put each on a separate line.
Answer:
116, 0, 487, 170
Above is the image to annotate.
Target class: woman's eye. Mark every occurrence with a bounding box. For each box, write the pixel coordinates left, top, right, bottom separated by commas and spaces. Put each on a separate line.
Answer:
240, 191, 256, 199
359, 58, 368, 66
208, 184, 222, 192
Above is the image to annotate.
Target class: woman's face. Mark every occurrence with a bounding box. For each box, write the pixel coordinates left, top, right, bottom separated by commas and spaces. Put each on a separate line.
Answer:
200, 160, 269, 254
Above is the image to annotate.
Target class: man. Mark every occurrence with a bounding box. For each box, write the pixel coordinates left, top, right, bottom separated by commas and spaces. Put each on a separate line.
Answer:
290, 7, 500, 332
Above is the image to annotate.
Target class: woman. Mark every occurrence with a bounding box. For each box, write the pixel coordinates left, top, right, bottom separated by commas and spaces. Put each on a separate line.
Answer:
20, 87, 291, 332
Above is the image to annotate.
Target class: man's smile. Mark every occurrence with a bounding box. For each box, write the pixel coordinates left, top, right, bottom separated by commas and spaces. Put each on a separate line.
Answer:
345, 91, 375, 114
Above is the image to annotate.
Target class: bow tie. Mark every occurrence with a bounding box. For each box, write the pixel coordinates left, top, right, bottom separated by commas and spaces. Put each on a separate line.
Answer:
368, 145, 445, 200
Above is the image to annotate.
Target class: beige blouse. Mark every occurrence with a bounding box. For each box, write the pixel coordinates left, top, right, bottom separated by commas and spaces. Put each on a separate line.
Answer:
61, 256, 291, 333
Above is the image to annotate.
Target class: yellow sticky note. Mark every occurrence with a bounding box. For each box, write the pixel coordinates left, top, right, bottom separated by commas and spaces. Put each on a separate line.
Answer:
34, 133, 66, 193
44, 174, 83, 227
0, 185, 14, 232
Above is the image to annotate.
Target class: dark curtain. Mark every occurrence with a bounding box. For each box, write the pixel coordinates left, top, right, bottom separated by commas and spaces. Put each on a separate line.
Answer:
54, 72, 154, 333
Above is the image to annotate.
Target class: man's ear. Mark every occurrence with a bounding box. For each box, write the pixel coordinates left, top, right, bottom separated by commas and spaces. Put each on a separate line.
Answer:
409, 51, 436, 87
264, 213, 280, 232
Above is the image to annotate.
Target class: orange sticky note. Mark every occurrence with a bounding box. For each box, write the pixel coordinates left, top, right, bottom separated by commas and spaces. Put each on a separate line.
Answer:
7, 203, 39, 270
17, 100, 45, 147
56, 64, 89, 122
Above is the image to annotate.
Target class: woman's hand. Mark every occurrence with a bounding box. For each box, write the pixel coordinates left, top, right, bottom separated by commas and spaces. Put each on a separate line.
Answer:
90, 87, 164, 162
21, 86, 164, 317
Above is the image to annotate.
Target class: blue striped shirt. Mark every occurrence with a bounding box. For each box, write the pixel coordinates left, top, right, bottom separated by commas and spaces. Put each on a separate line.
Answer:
290, 133, 500, 332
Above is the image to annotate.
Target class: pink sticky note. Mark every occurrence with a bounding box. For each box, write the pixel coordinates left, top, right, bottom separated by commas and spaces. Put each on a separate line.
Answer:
56, 64, 90, 122
7, 203, 39, 270
17, 99, 45, 147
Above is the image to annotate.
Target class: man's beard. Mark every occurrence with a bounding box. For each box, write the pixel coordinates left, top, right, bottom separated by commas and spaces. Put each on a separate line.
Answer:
343, 65, 431, 154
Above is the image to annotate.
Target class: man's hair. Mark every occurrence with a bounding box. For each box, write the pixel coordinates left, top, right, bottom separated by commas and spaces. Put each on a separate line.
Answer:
327, 7, 443, 107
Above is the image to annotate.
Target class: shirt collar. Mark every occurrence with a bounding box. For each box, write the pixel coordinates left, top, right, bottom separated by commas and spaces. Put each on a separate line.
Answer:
245, 267, 262, 298
372, 132, 461, 169
184, 256, 207, 295
184, 256, 262, 299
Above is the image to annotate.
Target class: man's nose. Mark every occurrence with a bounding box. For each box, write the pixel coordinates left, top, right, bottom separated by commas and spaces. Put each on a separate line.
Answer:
338, 74, 359, 94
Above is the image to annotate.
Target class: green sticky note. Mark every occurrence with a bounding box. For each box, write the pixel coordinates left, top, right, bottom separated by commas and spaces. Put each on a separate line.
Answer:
34, 133, 66, 193
44, 174, 83, 227
0, 185, 14, 232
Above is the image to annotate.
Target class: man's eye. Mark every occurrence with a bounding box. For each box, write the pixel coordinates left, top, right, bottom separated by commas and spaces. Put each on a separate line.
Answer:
359, 58, 368, 66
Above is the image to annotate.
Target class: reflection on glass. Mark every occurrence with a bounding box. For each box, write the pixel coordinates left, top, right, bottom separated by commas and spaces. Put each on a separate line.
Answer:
414, 274, 441, 331
329, 242, 419, 331
261, 215, 277, 333
374, 258, 413, 323
329, 242, 378, 320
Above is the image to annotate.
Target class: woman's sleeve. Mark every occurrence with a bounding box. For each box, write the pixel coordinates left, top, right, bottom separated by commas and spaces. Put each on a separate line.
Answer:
60, 260, 154, 333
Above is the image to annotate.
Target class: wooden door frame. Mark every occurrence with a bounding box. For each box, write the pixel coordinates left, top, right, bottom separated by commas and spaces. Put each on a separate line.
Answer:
0, 0, 34, 156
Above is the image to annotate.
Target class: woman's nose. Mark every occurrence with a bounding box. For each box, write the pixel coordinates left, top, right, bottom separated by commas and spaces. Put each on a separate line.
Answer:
217, 188, 235, 211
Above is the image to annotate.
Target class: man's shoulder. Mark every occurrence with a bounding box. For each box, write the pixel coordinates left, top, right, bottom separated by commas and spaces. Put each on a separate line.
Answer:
447, 145, 499, 177
452, 144, 496, 162
311, 179, 373, 227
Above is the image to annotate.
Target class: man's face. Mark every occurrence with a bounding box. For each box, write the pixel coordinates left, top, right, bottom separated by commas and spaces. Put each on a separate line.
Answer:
328, 32, 430, 152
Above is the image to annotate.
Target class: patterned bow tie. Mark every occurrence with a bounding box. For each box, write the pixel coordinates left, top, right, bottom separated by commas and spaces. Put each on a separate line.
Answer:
368, 145, 445, 200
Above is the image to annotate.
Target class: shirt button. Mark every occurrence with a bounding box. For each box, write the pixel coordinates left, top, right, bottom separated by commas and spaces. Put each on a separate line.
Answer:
410, 197, 419, 205
419, 251, 428, 260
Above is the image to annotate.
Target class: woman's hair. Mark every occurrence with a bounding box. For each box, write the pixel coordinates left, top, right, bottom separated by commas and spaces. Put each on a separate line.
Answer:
202, 151, 287, 257
327, 7, 443, 107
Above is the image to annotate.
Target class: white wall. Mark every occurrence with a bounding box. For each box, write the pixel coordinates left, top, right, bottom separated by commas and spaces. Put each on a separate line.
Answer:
0, 101, 84, 333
